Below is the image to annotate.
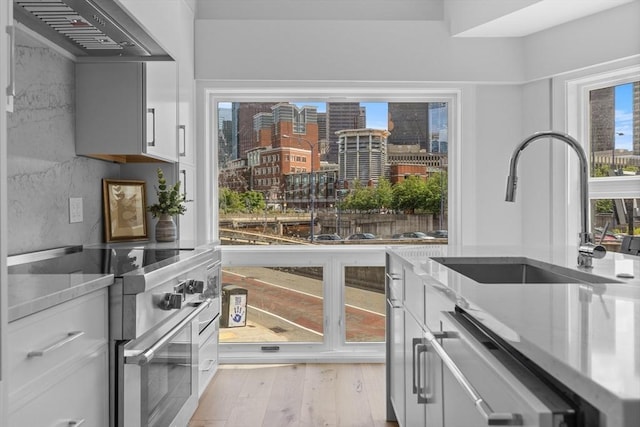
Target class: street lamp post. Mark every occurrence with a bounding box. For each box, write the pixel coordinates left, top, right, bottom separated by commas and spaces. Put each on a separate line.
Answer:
283, 134, 315, 242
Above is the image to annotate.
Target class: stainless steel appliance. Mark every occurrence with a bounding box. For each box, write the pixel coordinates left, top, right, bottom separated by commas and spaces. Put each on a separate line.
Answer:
13, 0, 172, 59
8, 245, 221, 427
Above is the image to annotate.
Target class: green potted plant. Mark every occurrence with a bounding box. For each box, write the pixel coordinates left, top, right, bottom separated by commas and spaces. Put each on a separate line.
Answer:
147, 168, 188, 242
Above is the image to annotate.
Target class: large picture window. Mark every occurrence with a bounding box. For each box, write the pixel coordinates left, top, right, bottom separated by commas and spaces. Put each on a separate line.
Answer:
217, 100, 450, 245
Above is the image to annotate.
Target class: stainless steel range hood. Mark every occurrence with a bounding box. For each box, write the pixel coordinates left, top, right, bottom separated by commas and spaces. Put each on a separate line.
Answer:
14, 0, 173, 60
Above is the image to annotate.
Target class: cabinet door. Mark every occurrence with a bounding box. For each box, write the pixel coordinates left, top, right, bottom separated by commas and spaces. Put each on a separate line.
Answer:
438, 312, 567, 427
8, 346, 109, 427
146, 61, 178, 162
3, 0, 14, 112
76, 62, 145, 157
177, 0, 195, 166
387, 298, 405, 425
404, 313, 426, 426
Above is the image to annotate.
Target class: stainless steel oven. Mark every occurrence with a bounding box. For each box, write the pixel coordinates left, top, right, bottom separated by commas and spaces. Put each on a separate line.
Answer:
120, 299, 211, 427
112, 248, 221, 427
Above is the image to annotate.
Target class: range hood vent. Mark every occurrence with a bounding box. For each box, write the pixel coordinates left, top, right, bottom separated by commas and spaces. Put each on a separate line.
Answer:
14, 0, 172, 60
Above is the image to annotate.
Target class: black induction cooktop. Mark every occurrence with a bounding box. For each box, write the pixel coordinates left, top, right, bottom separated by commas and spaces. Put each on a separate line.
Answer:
8, 246, 193, 277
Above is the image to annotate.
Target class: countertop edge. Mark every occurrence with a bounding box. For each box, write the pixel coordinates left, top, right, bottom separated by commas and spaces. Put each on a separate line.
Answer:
8, 274, 114, 322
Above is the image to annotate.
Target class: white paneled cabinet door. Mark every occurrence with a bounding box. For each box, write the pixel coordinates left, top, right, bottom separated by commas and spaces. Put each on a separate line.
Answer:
177, 0, 195, 167
146, 61, 179, 162
76, 62, 178, 162
3, 0, 13, 112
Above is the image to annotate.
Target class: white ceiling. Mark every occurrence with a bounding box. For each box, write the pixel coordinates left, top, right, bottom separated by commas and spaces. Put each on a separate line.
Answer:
195, 0, 637, 37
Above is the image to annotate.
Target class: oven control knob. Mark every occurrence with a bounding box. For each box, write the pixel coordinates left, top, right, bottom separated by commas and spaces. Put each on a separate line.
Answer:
185, 279, 205, 294
160, 293, 183, 310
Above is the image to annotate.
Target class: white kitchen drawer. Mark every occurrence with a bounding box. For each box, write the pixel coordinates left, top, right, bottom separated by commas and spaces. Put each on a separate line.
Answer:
198, 318, 220, 397
8, 288, 108, 396
8, 347, 109, 427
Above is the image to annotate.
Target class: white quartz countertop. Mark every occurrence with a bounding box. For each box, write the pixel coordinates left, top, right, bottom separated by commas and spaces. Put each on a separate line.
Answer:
8, 273, 114, 322
387, 244, 640, 425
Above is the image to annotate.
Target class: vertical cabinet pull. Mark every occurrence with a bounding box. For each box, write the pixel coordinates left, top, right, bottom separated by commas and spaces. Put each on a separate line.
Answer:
147, 108, 156, 146
412, 337, 433, 404
180, 169, 187, 198
6, 25, 15, 97
425, 328, 523, 426
27, 331, 85, 358
178, 124, 186, 156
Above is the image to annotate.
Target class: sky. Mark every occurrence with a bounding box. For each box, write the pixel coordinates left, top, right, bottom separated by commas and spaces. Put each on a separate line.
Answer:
615, 83, 634, 151
294, 102, 389, 130
221, 89, 636, 149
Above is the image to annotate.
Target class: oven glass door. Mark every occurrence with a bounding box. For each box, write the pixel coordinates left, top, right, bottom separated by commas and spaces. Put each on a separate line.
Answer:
122, 302, 210, 427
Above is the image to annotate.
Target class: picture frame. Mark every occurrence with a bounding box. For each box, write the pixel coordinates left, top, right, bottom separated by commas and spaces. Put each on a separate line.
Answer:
102, 179, 148, 242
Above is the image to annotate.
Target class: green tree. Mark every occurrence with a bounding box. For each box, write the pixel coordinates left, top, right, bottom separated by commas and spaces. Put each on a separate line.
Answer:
392, 175, 428, 213
219, 187, 244, 213
375, 177, 393, 211
241, 190, 266, 213
423, 171, 447, 214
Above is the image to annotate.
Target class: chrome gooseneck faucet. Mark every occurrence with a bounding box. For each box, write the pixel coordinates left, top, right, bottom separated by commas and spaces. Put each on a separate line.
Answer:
505, 130, 606, 268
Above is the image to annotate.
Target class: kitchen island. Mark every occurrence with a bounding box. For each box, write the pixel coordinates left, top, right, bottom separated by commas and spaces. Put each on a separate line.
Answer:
387, 244, 640, 427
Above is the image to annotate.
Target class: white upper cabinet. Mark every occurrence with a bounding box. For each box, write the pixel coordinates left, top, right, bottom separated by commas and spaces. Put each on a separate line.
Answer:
177, 0, 195, 166
75, 61, 178, 163
3, 0, 14, 112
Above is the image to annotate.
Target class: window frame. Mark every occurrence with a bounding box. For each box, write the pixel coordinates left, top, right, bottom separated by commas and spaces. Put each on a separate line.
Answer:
572, 65, 640, 200
551, 60, 640, 247
204, 85, 462, 247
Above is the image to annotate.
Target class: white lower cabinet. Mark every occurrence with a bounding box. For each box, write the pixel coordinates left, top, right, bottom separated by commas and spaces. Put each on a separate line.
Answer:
387, 252, 578, 427
8, 348, 109, 427
8, 289, 109, 426
198, 318, 220, 397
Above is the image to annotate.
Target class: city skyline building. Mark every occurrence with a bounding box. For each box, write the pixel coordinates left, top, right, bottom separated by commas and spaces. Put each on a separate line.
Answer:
326, 103, 366, 163
388, 103, 430, 149
233, 102, 277, 159
337, 129, 390, 186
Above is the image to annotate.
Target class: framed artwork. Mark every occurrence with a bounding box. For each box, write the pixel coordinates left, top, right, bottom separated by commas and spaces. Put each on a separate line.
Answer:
102, 179, 148, 242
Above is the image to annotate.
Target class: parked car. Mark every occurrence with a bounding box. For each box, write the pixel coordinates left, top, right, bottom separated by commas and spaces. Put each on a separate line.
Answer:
392, 231, 436, 239
346, 233, 377, 240
311, 233, 342, 241
426, 230, 448, 239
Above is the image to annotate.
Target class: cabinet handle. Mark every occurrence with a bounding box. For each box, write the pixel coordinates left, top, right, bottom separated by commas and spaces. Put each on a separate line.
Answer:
180, 169, 187, 197
125, 300, 211, 366
178, 125, 186, 156
386, 273, 401, 281
6, 25, 15, 98
68, 419, 86, 426
200, 358, 216, 372
27, 331, 85, 358
147, 108, 156, 146
425, 329, 523, 426
411, 338, 427, 394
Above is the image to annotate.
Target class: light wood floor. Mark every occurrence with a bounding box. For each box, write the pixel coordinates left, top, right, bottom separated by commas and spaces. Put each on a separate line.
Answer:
189, 363, 399, 427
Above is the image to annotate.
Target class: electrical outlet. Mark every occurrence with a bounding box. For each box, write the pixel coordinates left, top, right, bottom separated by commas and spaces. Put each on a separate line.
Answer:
69, 197, 83, 223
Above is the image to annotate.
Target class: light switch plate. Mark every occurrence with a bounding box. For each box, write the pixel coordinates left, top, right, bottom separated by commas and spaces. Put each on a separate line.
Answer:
69, 197, 83, 223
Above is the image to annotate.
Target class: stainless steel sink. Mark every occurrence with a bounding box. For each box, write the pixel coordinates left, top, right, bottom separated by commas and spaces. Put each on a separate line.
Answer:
432, 256, 620, 284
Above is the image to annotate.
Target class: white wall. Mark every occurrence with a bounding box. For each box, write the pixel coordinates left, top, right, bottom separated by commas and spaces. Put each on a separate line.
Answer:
195, 19, 525, 82
194, 2, 640, 247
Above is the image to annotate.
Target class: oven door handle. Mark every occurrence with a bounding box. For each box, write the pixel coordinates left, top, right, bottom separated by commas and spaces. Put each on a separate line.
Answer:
125, 299, 212, 366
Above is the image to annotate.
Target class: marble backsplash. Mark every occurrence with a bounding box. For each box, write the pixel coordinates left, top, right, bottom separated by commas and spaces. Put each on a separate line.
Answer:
7, 29, 120, 255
